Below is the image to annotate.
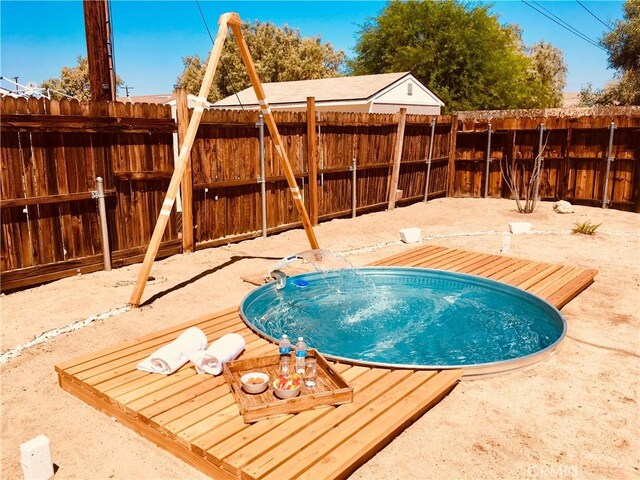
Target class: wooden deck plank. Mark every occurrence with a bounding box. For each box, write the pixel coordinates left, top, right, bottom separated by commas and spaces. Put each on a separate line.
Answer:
71, 323, 256, 381
55, 243, 597, 480
257, 371, 438, 480
56, 307, 239, 371
369, 244, 441, 266
427, 250, 479, 270
545, 269, 597, 309
529, 266, 582, 296
454, 253, 504, 274
201, 365, 358, 462
220, 367, 376, 476
297, 369, 463, 480
382, 246, 453, 268
375, 245, 446, 267
212, 366, 375, 473
58, 374, 237, 480
240, 369, 414, 480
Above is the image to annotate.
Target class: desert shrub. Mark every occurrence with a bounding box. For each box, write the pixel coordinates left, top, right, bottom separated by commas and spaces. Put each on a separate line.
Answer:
572, 221, 602, 235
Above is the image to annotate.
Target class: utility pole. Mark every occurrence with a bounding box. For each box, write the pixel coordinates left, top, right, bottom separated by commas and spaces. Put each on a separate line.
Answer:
83, 0, 116, 101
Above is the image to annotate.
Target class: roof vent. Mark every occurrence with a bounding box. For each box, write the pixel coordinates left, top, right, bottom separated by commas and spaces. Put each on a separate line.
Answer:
407, 83, 413, 96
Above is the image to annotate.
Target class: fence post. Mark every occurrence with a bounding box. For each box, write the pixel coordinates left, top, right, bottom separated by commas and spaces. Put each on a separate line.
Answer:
306, 97, 318, 225
602, 121, 616, 209
175, 87, 194, 252
423, 117, 436, 202
484, 122, 493, 198
562, 126, 573, 200
507, 129, 517, 199
447, 115, 459, 197
257, 113, 267, 237
95, 177, 111, 271
533, 123, 545, 203
388, 108, 407, 210
351, 158, 357, 218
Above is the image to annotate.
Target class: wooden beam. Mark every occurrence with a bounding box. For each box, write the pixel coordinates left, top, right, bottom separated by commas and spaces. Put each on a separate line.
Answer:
113, 171, 173, 181
229, 20, 319, 250
83, 0, 116, 101
307, 97, 319, 225
447, 114, 459, 197
0, 189, 116, 209
175, 87, 194, 253
129, 13, 233, 306
0, 114, 176, 133
1, 240, 181, 293
387, 108, 407, 210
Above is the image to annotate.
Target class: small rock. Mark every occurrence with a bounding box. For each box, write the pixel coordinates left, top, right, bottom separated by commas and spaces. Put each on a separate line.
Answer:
509, 222, 532, 235
553, 200, 574, 214
399, 227, 421, 244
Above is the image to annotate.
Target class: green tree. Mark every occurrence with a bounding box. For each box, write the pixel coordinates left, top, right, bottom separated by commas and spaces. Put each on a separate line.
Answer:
349, 0, 566, 112
40, 56, 123, 101
528, 42, 567, 107
580, 0, 639, 106
177, 21, 345, 102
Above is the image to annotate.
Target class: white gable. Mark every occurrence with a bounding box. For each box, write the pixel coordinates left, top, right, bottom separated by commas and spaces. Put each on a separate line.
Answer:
373, 75, 444, 107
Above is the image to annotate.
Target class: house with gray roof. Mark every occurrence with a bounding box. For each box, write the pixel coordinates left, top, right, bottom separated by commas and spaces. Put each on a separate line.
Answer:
214, 72, 444, 115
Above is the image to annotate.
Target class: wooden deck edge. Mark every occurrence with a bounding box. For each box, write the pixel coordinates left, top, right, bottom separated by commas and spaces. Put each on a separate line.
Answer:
554, 268, 598, 310
331, 369, 463, 480
57, 374, 238, 479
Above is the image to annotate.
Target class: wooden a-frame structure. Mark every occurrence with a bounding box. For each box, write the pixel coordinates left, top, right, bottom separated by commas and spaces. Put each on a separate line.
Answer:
129, 12, 319, 306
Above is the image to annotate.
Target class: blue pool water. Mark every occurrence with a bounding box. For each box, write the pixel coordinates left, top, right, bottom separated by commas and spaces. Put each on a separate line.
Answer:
240, 267, 566, 372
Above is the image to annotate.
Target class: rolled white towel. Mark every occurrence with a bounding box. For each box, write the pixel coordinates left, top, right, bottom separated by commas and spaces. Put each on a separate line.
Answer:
136, 326, 208, 375
190, 333, 246, 375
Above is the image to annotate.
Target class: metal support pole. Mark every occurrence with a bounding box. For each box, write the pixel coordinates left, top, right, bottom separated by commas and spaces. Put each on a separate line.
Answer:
424, 118, 436, 202
95, 177, 111, 271
483, 123, 493, 199
351, 158, 357, 218
533, 123, 545, 203
257, 113, 267, 237
602, 121, 616, 209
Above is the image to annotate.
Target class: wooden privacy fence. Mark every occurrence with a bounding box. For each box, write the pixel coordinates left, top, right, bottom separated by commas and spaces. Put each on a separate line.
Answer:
451, 114, 640, 208
1, 96, 638, 292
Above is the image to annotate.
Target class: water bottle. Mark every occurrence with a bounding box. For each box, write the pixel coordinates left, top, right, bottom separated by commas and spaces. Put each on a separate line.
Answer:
278, 334, 291, 376
295, 337, 307, 374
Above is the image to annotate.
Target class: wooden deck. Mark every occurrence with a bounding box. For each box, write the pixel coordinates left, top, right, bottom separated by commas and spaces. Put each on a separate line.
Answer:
55, 244, 597, 479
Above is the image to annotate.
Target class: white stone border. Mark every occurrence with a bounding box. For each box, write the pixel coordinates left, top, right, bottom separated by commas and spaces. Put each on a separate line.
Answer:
0, 305, 131, 364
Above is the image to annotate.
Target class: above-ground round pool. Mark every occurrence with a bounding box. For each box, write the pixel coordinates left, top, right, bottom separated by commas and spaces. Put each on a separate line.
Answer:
240, 267, 566, 377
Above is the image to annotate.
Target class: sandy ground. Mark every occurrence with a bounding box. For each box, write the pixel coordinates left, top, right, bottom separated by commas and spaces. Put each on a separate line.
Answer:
1, 197, 639, 480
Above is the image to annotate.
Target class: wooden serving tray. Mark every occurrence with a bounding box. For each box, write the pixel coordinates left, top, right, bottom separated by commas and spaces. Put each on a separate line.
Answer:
222, 349, 353, 423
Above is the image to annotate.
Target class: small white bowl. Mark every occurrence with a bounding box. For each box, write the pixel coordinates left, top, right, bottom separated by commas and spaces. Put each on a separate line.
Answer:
272, 380, 302, 399
240, 372, 269, 394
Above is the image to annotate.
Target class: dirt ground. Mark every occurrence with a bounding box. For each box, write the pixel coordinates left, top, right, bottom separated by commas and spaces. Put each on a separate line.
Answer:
1, 197, 638, 480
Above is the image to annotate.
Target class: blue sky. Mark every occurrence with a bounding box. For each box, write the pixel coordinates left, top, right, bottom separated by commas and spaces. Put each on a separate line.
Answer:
0, 1, 625, 96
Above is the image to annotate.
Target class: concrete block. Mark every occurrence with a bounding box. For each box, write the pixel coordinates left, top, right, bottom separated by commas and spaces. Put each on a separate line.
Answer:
20, 435, 54, 480
509, 222, 532, 235
400, 227, 421, 243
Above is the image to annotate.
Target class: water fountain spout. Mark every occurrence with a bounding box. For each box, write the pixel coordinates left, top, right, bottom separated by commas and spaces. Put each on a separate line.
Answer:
269, 269, 288, 290
266, 255, 304, 290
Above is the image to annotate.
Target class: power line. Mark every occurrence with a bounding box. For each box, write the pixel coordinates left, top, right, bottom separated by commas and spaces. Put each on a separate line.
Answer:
576, 0, 613, 31
194, 0, 245, 110
521, 1, 607, 52
195, 0, 215, 43
529, 0, 606, 50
